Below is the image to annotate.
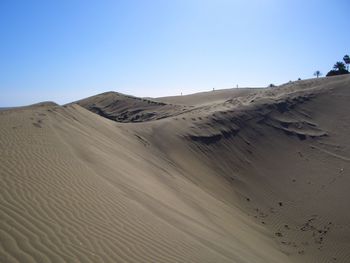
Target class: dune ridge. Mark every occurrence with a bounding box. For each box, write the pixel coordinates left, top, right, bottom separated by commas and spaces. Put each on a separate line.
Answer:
1, 75, 350, 262
73, 91, 189, 122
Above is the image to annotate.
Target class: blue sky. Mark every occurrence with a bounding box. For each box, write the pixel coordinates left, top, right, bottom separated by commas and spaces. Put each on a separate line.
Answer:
0, 0, 349, 106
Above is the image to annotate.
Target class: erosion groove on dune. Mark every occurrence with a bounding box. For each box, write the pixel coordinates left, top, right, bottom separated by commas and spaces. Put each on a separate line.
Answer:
1, 75, 350, 263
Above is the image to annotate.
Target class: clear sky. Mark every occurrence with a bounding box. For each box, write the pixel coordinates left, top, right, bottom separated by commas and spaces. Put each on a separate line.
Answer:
1, 0, 349, 106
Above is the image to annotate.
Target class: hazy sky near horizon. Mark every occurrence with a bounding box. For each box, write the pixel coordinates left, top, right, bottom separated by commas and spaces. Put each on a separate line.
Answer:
1, 0, 349, 106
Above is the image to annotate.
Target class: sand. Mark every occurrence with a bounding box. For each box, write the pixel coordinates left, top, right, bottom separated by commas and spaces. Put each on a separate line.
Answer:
1, 75, 350, 262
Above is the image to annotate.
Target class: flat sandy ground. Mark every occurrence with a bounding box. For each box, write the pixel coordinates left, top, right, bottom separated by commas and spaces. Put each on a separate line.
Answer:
1, 75, 350, 262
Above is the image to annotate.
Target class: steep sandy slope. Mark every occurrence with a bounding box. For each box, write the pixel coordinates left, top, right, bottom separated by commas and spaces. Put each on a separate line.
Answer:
134, 75, 350, 263
1, 75, 349, 263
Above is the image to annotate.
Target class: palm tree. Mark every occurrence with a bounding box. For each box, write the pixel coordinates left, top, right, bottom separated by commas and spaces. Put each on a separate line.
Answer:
333, 61, 346, 71
326, 59, 350, 77
314, 70, 322, 78
343, 55, 350, 71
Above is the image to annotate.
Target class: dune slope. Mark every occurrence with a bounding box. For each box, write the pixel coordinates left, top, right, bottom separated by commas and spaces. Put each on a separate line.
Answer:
74, 91, 188, 122
1, 75, 350, 263
153, 88, 260, 106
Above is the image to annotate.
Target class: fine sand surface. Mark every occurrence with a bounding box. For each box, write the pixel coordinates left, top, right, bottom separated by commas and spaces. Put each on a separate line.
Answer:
1, 75, 350, 262
154, 87, 261, 106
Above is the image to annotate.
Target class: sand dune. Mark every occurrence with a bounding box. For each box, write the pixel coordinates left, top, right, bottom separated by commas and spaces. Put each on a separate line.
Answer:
1, 75, 350, 262
74, 91, 188, 122
153, 88, 260, 106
